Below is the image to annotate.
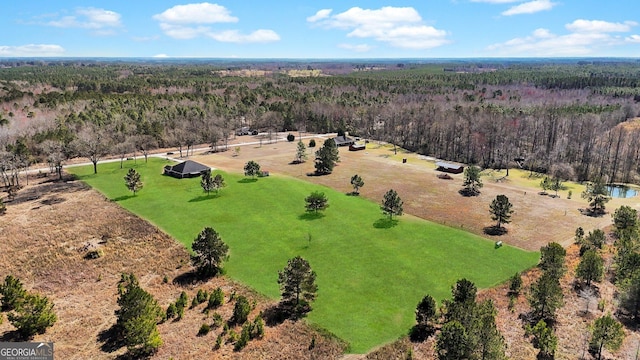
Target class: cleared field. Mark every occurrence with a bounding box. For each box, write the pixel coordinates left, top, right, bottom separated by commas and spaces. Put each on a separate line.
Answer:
69, 158, 539, 353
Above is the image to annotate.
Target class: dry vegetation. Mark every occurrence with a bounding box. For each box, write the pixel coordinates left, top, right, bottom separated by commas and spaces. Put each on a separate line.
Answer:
2, 136, 640, 359
0, 176, 344, 359
196, 135, 633, 251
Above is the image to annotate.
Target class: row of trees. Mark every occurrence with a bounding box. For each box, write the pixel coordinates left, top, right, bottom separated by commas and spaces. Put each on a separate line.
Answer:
303, 187, 403, 220
4, 60, 640, 189
415, 205, 637, 360
412, 279, 507, 359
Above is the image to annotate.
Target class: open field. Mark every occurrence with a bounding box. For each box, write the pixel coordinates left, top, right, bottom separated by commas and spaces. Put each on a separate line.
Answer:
69, 158, 539, 353
0, 177, 346, 359
196, 135, 639, 252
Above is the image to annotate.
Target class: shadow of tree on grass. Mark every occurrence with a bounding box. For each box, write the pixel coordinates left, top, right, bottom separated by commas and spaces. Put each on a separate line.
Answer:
237, 178, 258, 184
188, 194, 219, 202
113, 194, 135, 202
298, 212, 325, 221
373, 218, 399, 229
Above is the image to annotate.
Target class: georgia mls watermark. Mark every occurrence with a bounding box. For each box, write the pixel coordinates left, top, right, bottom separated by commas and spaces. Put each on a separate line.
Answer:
0, 342, 53, 360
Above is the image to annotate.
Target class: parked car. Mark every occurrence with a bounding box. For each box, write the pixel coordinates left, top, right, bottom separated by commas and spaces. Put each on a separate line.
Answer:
236, 127, 258, 136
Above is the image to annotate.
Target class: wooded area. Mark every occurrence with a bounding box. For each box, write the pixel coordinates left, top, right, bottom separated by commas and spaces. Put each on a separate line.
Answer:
2, 59, 640, 186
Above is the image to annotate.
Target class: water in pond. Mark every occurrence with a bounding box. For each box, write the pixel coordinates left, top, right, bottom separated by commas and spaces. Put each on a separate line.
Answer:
606, 185, 638, 198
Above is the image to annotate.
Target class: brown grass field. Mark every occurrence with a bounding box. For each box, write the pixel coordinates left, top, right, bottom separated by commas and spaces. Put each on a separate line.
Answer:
2, 134, 640, 359
196, 134, 636, 252
0, 178, 345, 359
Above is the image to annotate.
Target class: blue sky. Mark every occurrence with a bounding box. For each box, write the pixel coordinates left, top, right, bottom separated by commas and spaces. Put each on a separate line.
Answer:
1, 1, 639, 58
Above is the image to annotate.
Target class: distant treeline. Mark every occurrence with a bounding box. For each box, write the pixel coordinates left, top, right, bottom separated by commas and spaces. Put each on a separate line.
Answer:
1, 59, 640, 185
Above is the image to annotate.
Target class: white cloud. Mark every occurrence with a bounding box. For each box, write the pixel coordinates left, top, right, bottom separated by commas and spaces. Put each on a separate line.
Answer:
153, 2, 279, 43
308, 6, 449, 50
307, 9, 332, 23
76, 8, 122, 28
566, 19, 637, 33
132, 35, 160, 42
502, 0, 556, 16
207, 29, 280, 43
627, 35, 640, 43
153, 54, 169, 58
329, 7, 422, 29
487, 19, 638, 56
159, 23, 211, 40
532, 28, 553, 38
45, 7, 122, 34
0, 44, 65, 56
152, 3, 238, 24
338, 43, 374, 52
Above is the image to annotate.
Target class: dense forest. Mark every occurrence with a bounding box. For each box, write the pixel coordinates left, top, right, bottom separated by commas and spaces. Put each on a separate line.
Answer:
2, 58, 640, 186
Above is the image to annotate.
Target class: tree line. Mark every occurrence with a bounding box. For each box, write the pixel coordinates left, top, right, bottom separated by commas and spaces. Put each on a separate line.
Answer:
2, 60, 640, 187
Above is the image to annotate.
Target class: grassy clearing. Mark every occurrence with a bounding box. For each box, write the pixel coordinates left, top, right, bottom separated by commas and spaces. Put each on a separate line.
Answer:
482, 168, 586, 199
70, 158, 539, 353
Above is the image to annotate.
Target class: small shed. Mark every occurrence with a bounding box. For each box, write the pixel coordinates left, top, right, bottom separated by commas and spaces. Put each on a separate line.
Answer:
435, 161, 464, 174
349, 143, 366, 151
333, 135, 355, 147
163, 160, 210, 179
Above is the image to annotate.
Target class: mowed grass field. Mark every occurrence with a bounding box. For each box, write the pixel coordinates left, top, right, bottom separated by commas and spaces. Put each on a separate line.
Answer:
69, 158, 539, 353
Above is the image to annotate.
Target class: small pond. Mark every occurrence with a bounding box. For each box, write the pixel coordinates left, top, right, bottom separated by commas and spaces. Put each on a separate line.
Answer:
607, 185, 638, 198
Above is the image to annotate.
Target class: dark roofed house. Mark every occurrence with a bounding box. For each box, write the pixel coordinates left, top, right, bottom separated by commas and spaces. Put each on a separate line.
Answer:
163, 160, 211, 179
333, 135, 355, 147
435, 161, 464, 174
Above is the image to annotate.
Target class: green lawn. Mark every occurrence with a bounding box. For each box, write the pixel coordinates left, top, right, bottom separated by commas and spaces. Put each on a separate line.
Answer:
69, 158, 539, 353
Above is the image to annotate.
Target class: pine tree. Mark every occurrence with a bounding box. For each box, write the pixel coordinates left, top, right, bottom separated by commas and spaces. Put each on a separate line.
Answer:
200, 169, 214, 195
381, 189, 403, 220
613, 205, 638, 239
526, 320, 558, 359
350, 174, 364, 195
278, 256, 318, 316
124, 168, 143, 195
619, 271, 640, 320
576, 249, 604, 286
8, 293, 57, 338
314, 138, 339, 175
295, 140, 308, 163
509, 272, 523, 296
115, 273, 163, 355
416, 294, 437, 328
0, 275, 26, 311
539, 242, 567, 280
208, 287, 225, 309
191, 227, 229, 277
589, 314, 624, 360
581, 178, 610, 215
244, 160, 261, 178
462, 165, 483, 196
528, 272, 564, 322
212, 174, 226, 194
489, 194, 514, 229
305, 191, 329, 214
471, 300, 507, 360
232, 295, 251, 324
253, 314, 265, 339
437, 321, 468, 360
